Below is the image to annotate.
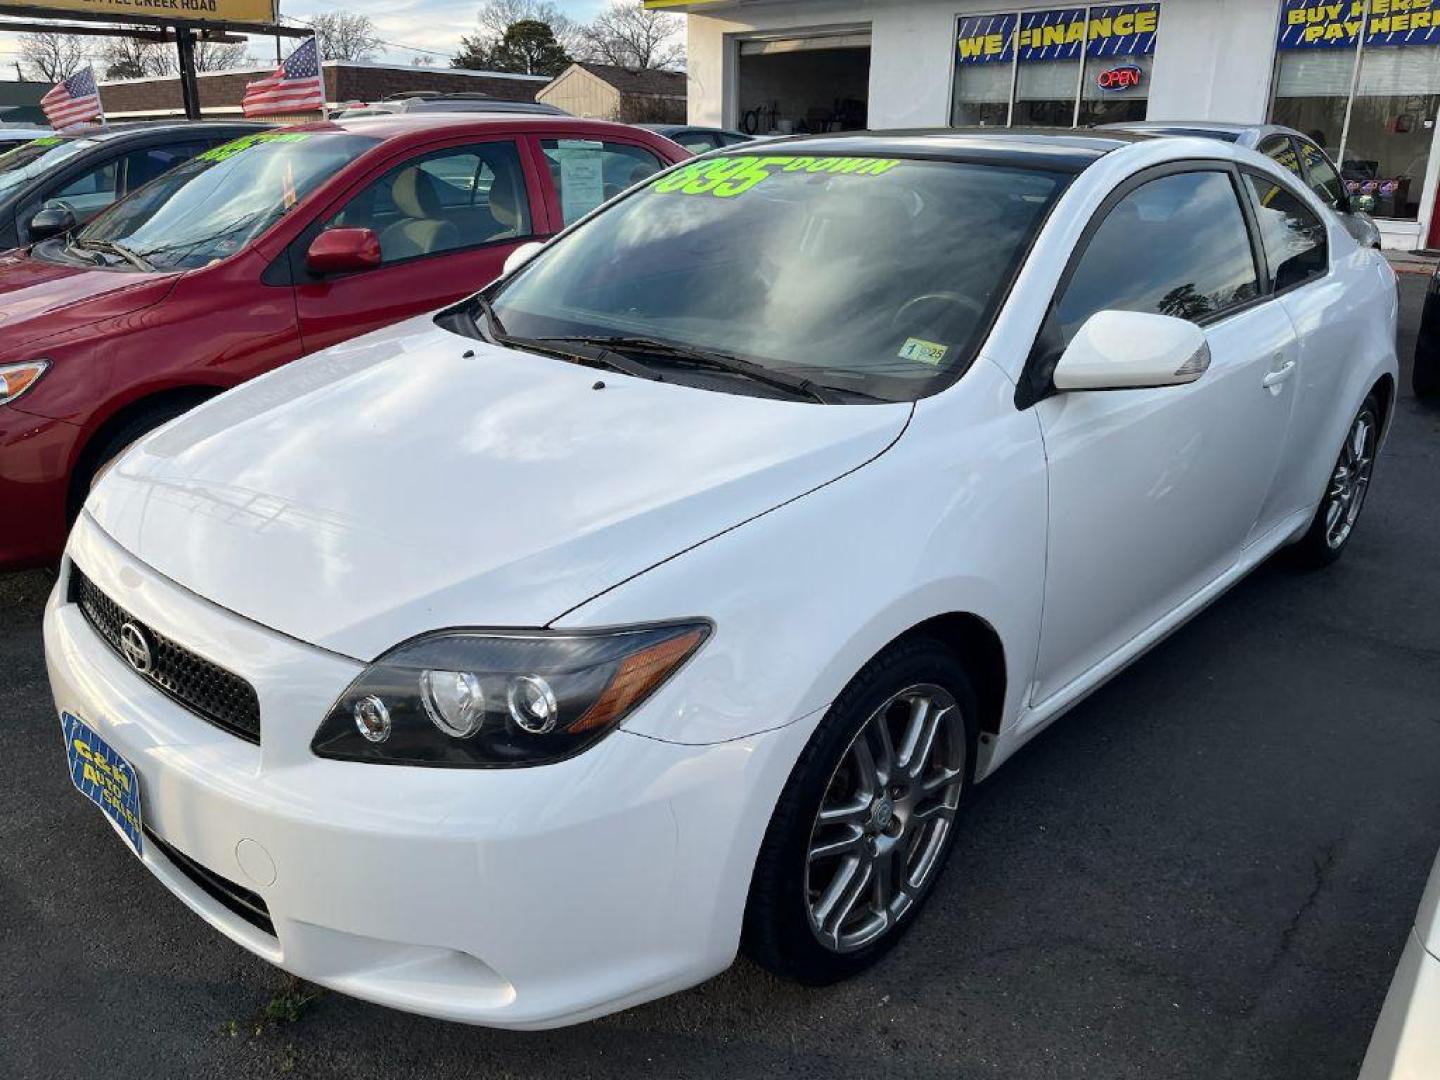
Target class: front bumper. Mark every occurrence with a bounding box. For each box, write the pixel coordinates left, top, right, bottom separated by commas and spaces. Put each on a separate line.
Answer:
0, 403, 78, 568
45, 514, 804, 1028
1358, 929, 1440, 1079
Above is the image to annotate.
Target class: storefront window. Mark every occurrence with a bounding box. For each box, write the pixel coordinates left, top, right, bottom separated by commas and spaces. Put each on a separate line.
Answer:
952, 4, 1159, 130
952, 14, 1014, 126
1348, 45, 1440, 220
1270, 1, 1440, 222
1014, 9, 1084, 126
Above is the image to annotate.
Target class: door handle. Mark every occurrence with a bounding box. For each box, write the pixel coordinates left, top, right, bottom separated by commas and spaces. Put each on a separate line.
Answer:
1262, 358, 1296, 389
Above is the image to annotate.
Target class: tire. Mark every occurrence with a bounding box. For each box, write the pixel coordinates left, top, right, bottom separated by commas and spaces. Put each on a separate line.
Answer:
1290, 392, 1381, 569
742, 637, 979, 984
68, 398, 202, 522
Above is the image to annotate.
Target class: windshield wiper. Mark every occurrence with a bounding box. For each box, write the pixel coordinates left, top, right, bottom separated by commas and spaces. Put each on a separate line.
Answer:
73, 239, 154, 272
472, 293, 506, 340
492, 333, 661, 382
528, 335, 837, 403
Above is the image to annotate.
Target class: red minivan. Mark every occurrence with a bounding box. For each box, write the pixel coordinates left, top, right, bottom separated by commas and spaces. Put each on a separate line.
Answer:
0, 114, 688, 568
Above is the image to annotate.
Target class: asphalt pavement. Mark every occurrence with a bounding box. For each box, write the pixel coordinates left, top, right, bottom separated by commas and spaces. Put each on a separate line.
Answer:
2, 272, 1438, 1080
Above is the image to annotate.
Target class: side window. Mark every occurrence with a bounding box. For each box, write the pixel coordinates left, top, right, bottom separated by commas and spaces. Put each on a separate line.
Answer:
1055, 171, 1260, 342
1295, 139, 1346, 210
122, 141, 210, 193
44, 159, 119, 223
1242, 172, 1328, 291
325, 141, 531, 265
675, 132, 719, 154
540, 138, 664, 226
1260, 135, 1304, 181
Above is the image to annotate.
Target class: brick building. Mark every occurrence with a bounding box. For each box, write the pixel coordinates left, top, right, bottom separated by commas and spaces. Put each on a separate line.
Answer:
98, 61, 550, 122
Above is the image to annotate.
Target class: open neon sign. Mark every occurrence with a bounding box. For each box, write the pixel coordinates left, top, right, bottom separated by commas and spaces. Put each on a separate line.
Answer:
1097, 63, 1143, 91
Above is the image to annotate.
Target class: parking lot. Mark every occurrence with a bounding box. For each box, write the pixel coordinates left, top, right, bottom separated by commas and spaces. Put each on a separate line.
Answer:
0, 268, 1435, 1080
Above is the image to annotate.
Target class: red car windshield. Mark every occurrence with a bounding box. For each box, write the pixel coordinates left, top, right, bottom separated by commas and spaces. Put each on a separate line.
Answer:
75, 130, 377, 271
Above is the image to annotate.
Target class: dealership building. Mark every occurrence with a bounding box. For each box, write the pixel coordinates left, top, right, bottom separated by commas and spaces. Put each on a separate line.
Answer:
651, 0, 1440, 250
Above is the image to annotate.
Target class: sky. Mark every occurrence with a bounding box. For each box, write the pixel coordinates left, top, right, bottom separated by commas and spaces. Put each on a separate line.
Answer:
0, 0, 614, 78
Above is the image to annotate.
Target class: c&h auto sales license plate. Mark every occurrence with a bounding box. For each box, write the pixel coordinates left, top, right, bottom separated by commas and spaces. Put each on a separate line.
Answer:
60, 711, 143, 857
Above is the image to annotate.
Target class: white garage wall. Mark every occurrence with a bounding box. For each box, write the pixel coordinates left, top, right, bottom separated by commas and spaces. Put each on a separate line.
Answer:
683, 0, 1286, 130
1147, 0, 1282, 124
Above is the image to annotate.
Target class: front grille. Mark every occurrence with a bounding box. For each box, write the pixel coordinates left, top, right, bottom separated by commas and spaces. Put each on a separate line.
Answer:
71, 566, 262, 744
145, 828, 275, 937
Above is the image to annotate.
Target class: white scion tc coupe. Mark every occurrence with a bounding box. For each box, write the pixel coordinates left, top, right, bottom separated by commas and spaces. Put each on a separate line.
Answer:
45, 129, 1398, 1029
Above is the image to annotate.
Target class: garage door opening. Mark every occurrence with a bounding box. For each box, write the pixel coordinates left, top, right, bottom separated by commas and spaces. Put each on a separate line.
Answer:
735, 32, 871, 137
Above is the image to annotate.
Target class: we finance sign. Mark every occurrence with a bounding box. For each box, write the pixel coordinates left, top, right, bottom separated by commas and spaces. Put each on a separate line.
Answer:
956, 4, 1159, 65
1278, 0, 1440, 50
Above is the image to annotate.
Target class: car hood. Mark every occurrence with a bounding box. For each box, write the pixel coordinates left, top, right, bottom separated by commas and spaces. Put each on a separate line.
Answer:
0, 248, 176, 352
87, 317, 911, 660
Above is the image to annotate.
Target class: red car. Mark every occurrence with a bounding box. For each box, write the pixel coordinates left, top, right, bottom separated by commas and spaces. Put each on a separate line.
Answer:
0, 114, 688, 568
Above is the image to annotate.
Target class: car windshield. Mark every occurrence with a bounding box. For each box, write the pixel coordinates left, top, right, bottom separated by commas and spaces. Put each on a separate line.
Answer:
73, 131, 377, 271
485, 153, 1068, 402
0, 136, 90, 198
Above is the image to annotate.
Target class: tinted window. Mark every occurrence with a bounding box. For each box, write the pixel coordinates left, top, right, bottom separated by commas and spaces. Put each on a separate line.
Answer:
328, 141, 531, 264
1056, 171, 1259, 340
489, 156, 1067, 402
1260, 136, 1303, 179
1295, 139, 1346, 209
1243, 172, 1328, 291
45, 159, 119, 223
124, 141, 210, 189
675, 132, 719, 154
540, 139, 664, 225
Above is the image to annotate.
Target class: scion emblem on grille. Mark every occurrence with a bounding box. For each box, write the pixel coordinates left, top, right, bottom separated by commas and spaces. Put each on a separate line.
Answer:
119, 622, 154, 674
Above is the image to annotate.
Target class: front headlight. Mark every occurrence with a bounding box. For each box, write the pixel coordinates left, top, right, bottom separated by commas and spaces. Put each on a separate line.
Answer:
0, 360, 49, 405
311, 621, 711, 767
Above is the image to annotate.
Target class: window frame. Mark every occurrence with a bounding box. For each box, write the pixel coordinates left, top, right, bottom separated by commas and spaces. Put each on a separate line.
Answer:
1236, 164, 1332, 298
1016, 159, 1272, 409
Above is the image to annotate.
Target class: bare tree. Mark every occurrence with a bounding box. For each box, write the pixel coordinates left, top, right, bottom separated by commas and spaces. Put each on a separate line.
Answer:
581, 2, 684, 71
99, 34, 169, 80
99, 30, 248, 79
18, 33, 90, 82
193, 39, 250, 72
310, 12, 381, 62
472, 0, 581, 55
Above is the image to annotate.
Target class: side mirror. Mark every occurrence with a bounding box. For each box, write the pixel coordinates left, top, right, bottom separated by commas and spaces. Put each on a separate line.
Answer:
1053, 310, 1211, 392
503, 240, 545, 276
28, 205, 76, 243
306, 227, 381, 276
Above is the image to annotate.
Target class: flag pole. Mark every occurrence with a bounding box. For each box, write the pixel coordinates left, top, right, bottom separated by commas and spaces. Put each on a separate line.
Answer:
315, 35, 328, 120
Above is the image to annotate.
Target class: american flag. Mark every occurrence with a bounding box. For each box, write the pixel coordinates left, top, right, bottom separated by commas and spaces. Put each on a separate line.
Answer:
42, 67, 103, 130
242, 37, 326, 117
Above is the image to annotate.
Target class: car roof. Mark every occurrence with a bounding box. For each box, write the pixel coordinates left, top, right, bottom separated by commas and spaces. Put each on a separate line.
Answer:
304, 111, 670, 143
36, 120, 271, 145
731, 127, 1154, 173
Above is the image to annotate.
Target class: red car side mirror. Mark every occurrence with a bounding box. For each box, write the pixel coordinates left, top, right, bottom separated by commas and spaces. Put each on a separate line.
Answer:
306, 228, 381, 276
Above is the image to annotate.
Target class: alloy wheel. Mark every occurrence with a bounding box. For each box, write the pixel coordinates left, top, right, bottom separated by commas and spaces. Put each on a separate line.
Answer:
1324, 407, 1378, 550
804, 683, 966, 953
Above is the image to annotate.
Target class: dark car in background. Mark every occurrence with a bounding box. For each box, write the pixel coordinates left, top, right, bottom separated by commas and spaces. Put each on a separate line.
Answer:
637, 124, 757, 154
0, 121, 268, 249
0, 124, 45, 154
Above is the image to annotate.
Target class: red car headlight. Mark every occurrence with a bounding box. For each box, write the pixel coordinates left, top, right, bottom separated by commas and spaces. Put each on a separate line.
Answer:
0, 360, 50, 406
